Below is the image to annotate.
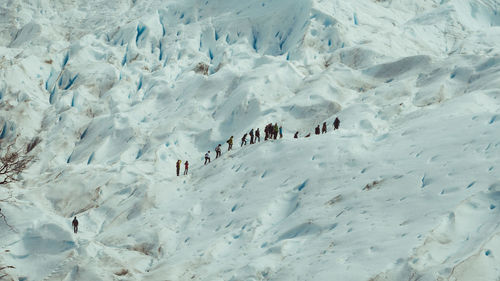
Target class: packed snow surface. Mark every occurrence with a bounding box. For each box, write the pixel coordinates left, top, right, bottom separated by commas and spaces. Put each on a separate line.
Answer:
1, 0, 500, 280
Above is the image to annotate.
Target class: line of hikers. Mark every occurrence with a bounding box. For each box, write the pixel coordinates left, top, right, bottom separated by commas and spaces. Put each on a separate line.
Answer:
176, 117, 340, 176
239, 123, 283, 147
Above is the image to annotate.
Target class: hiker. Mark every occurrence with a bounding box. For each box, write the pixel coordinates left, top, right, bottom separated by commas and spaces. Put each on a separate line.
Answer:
265, 123, 273, 140
227, 136, 233, 151
279, 126, 283, 138
249, 129, 254, 144
241, 133, 247, 146
255, 128, 260, 142
273, 123, 279, 139
315, 125, 320, 135
176, 160, 181, 176
264, 124, 269, 140
294, 131, 299, 138
72, 217, 79, 234
184, 161, 189, 175
322, 122, 327, 134
204, 151, 211, 165
334, 117, 340, 130
215, 144, 222, 158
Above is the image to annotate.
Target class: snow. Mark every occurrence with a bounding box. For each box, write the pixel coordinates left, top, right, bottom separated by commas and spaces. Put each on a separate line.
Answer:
1, 0, 500, 280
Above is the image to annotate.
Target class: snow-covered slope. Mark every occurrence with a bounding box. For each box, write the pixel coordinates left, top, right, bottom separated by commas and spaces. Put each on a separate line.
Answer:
1, 0, 500, 280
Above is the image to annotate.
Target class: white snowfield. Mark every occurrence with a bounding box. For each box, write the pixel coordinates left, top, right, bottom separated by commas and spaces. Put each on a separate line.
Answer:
1, 0, 500, 280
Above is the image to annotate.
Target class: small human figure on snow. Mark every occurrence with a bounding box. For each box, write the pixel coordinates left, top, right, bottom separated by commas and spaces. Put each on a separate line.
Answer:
72, 216, 79, 234
241, 133, 247, 146
176, 159, 181, 176
204, 151, 211, 165
249, 129, 254, 144
215, 144, 222, 158
227, 136, 233, 151
334, 117, 340, 130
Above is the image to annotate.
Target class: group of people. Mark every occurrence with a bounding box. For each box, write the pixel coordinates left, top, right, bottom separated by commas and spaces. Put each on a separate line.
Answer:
176, 159, 189, 176
294, 117, 340, 138
239, 123, 282, 146
177, 117, 340, 175
198, 122, 284, 170
264, 123, 282, 141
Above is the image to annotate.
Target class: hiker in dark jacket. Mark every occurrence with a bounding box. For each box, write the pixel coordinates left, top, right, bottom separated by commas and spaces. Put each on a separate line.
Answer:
315, 125, 320, 135
322, 122, 327, 134
273, 123, 279, 139
294, 131, 299, 138
72, 217, 79, 234
241, 133, 247, 146
267, 123, 273, 140
334, 117, 340, 130
249, 129, 254, 144
255, 128, 260, 142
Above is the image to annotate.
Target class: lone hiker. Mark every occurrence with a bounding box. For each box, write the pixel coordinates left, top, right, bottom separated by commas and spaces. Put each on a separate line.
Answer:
255, 128, 260, 142
294, 131, 299, 138
227, 136, 233, 151
204, 151, 211, 165
334, 117, 340, 130
215, 144, 222, 158
176, 160, 181, 176
322, 122, 327, 134
184, 161, 189, 175
72, 217, 79, 234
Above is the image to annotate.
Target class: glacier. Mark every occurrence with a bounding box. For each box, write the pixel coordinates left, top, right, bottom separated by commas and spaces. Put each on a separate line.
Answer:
0, 0, 500, 280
